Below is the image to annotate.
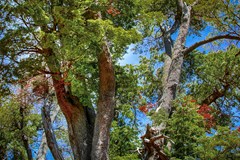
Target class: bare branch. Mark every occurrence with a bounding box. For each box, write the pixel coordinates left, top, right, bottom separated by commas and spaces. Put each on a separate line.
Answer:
184, 34, 240, 54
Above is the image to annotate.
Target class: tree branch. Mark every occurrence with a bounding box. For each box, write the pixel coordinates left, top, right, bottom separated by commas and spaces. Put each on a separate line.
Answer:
201, 84, 230, 105
184, 34, 240, 54
167, 0, 182, 35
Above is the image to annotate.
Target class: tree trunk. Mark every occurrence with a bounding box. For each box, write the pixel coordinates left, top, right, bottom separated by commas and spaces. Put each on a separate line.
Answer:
45, 51, 95, 160
160, 1, 191, 116
22, 134, 33, 160
41, 99, 64, 160
91, 42, 116, 160
142, 2, 192, 160
52, 78, 95, 160
37, 104, 60, 160
90, 5, 116, 159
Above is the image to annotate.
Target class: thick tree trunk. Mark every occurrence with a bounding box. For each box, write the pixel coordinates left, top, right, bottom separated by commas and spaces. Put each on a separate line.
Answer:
37, 104, 60, 160
91, 43, 115, 160
41, 99, 64, 160
52, 78, 95, 160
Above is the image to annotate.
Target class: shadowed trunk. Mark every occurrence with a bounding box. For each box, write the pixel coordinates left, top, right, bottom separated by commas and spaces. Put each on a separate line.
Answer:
0, 146, 6, 160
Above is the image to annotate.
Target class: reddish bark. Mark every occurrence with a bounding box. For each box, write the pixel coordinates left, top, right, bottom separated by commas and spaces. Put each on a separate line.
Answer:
91, 42, 116, 160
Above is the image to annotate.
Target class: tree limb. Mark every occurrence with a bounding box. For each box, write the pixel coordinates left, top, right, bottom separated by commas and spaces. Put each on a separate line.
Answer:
184, 34, 240, 54
201, 84, 230, 105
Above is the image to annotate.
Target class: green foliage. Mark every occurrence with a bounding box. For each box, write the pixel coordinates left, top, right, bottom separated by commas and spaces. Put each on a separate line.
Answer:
165, 96, 205, 159
0, 95, 41, 158
110, 64, 142, 159
101, 0, 141, 29
1, 0, 239, 159
110, 120, 139, 159
196, 126, 240, 159
111, 153, 139, 160
182, 46, 240, 128
189, 46, 240, 101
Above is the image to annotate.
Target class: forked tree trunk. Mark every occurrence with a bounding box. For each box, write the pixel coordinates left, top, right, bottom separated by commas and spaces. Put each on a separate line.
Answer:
45, 41, 115, 159
53, 78, 95, 160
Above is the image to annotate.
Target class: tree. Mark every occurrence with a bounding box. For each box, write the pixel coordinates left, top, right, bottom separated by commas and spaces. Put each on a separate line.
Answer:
0, 0, 140, 159
135, 0, 240, 158
0, 92, 40, 159
1, 0, 240, 159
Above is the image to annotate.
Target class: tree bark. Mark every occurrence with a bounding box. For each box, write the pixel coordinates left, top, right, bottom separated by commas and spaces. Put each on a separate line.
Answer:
91, 42, 116, 160
201, 84, 230, 105
160, 1, 192, 116
52, 77, 95, 160
41, 100, 64, 160
22, 134, 33, 160
37, 104, 60, 160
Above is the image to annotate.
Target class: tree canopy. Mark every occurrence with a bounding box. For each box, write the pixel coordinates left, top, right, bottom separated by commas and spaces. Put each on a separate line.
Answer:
0, 0, 239, 159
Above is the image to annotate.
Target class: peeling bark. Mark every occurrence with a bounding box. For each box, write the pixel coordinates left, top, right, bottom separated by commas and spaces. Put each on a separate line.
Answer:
53, 78, 95, 160
141, 125, 169, 160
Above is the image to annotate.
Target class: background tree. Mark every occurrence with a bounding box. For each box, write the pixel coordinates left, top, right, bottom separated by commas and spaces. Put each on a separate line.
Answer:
0, 90, 41, 159
130, 0, 240, 159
